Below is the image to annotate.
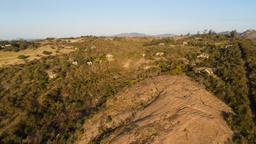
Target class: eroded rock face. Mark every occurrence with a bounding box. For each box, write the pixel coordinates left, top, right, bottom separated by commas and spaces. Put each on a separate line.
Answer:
77, 75, 232, 144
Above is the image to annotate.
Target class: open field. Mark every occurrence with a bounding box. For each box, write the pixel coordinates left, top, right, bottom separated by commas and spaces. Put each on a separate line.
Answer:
0, 42, 75, 67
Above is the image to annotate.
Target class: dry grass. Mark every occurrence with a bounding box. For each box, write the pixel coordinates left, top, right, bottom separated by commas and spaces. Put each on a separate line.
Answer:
0, 44, 75, 67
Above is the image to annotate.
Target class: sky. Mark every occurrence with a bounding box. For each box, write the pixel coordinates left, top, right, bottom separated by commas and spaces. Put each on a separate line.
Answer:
0, 0, 256, 40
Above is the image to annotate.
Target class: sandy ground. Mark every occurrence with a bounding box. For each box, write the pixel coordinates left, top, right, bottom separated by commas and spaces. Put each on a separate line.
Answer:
77, 75, 232, 144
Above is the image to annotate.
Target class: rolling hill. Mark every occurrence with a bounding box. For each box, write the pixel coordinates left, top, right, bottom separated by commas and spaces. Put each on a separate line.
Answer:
0, 33, 256, 144
241, 29, 256, 40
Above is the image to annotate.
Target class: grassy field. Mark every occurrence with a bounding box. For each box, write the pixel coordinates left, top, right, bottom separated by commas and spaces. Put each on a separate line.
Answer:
0, 40, 75, 67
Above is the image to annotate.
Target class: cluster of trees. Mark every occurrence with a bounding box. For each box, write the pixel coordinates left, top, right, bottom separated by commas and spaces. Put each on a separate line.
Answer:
0, 51, 130, 143
143, 37, 175, 46
239, 40, 256, 118
0, 40, 39, 51
186, 34, 256, 143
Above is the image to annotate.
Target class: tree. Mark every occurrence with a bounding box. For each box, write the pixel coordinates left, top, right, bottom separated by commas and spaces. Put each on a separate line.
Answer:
230, 30, 238, 38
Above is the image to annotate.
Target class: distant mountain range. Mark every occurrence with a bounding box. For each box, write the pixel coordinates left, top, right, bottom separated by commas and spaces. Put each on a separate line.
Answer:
115, 30, 256, 39
114, 33, 175, 38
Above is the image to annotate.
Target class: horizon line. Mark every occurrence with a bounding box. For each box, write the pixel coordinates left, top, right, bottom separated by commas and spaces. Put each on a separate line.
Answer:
1, 28, 255, 41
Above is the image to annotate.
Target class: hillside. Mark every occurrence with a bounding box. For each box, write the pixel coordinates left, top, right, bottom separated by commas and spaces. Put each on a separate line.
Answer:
241, 29, 256, 40
0, 34, 256, 143
77, 75, 232, 144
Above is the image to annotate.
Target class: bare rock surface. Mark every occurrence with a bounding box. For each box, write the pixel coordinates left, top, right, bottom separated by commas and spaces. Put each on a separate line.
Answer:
77, 75, 232, 144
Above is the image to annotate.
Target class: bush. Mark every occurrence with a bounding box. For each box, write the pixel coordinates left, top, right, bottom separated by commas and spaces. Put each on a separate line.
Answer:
17, 55, 29, 60
170, 65, 183, 75
157, 60, 183, 75
42, 51, 52, 55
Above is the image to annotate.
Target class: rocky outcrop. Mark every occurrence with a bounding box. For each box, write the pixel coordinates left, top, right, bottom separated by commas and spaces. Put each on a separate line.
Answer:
77, 75, 232, 144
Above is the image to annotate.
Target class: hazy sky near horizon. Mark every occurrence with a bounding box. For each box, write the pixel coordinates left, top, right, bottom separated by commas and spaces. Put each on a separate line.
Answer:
0, 0, 256, 39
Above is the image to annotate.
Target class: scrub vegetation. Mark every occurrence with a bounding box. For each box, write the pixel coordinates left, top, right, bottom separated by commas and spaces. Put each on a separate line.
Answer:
0, 33, 256, 143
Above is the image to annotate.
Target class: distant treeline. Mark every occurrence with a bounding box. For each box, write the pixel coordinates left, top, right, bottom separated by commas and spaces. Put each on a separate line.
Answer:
0, 40, 39, 51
